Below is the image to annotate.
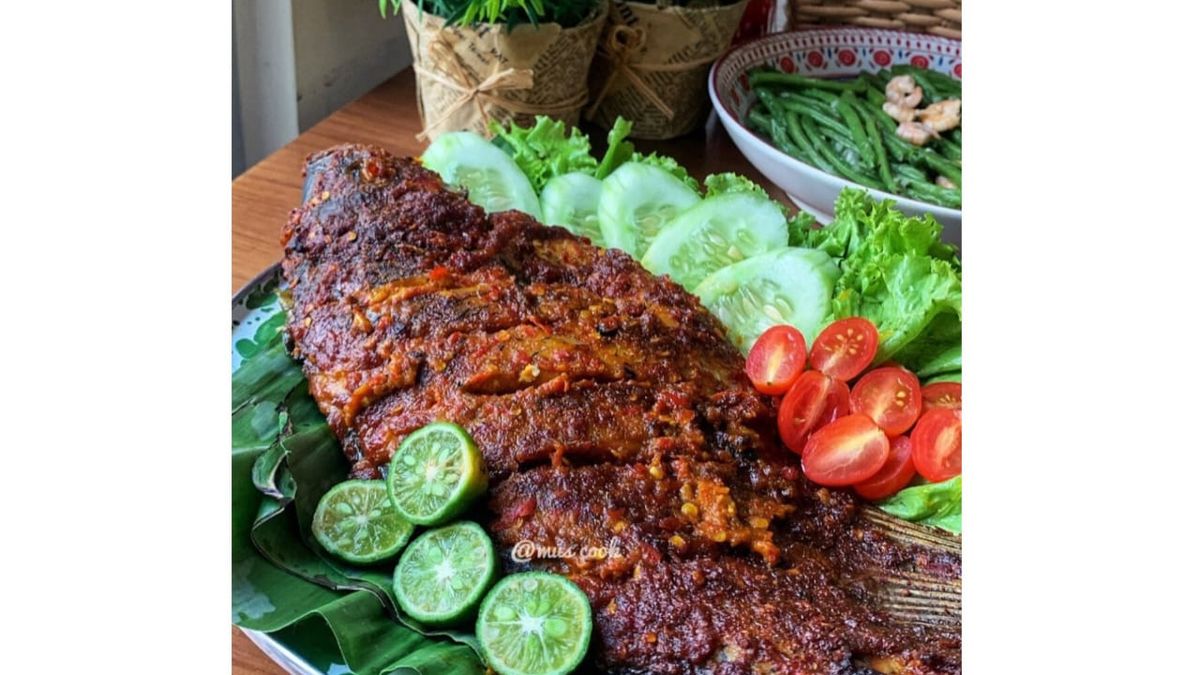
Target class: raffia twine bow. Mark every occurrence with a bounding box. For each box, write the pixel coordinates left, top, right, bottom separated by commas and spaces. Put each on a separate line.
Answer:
413, 36, 588, 142
586, 24, 716, 122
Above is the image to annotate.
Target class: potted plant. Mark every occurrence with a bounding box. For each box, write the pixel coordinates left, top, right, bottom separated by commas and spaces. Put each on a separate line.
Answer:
586, 0, 750, 140
380, 0, 608, 141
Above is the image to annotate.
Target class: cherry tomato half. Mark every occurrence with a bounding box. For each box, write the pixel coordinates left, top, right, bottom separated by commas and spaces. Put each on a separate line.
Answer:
854, 435, 916, 500
801, 413, 890, 486
850, 367, 923, 436
745, 325, 807, 396
911, 408, 962, 482
922, 381, 962, 410
809, 317, 879, 381
778, 370, 851, 455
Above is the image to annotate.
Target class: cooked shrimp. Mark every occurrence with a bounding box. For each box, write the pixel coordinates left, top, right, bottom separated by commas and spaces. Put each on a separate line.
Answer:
886, 75, 923, 108
936, 175, 957, 190
883, 101, 916, 123
917, 99, 961, 132
896, 121, 938, 147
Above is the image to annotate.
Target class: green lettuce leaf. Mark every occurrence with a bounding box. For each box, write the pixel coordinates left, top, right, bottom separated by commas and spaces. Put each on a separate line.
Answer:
798, 190, 962, 368
703, 172, 769, 199
876, 476, 961, 533
488, 116, 596, 192
787, 211, 817, 246
594, 117, 634, 180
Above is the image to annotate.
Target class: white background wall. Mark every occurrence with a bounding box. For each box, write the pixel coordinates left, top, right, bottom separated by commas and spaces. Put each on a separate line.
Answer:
233, 0, 412, 176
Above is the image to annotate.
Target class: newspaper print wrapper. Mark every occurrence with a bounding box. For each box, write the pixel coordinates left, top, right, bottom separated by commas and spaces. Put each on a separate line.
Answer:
402, 0, 608, 141
587, 0, 749, 140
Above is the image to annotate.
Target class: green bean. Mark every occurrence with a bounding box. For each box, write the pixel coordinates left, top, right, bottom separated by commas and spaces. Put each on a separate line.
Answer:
784, 113, 836, 173
797, 87, 840, 105
918, 150, 962, 187
769, 115, 810, 162
778, 91, 836, 112
749, 70, 867, 93
939, 138, 962, 161
863, 72, 887, 94
880, 125, 919, 163
747, 108, 772, 132
892, 163, 928, 185
906, 181, 961, 208
860, 109, 895, 192
893, 65, 961, 98
834, 92, 876, 170
781, 99, 851, 138
757, 90, 814, 163
950, 128, 962, 144
800, 115, 884, 189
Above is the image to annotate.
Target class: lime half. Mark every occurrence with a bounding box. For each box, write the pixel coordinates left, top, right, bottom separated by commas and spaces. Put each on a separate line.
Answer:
311, 480, 414, 564
477, 572, 593, 675
393, 521, 497, 626
386, 422, 487, 526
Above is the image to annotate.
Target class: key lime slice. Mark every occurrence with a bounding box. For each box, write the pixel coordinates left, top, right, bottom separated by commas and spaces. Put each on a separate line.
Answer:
393, 521, 497, 626
476, 572, 593, 675
386, 422, 488, 526
310, 480, 414, 564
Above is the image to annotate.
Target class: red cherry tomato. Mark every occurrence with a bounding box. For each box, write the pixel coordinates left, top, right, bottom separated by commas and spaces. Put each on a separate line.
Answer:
777, 370, 851, 455
922, 381, 962, 410
911, 408, 962, 482
745, 325, 807, 396
809, 317, 879, 381
854, 435, 916, 500
849, 367, 923, 436
801, 414, 890, 486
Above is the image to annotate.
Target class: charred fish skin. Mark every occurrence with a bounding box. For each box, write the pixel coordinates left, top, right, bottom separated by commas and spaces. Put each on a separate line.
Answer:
283, 144, 961, 674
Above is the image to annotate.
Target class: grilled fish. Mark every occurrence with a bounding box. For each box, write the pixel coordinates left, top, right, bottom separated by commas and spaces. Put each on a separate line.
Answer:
282, 144, 961, 674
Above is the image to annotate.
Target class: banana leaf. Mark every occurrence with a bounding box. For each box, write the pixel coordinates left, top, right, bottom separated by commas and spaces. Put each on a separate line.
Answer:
232, 272, 485, 675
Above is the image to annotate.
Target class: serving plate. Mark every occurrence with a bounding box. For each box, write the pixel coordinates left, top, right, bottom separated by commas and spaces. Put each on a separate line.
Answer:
709, 27, 962, 246
234, 267, 329, 675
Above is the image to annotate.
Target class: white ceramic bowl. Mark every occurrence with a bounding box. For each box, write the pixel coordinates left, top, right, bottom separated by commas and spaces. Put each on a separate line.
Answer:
709, 28, 962, 246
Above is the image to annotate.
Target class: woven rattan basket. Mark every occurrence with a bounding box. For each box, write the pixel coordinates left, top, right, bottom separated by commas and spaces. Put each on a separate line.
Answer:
790, 0, 960, 39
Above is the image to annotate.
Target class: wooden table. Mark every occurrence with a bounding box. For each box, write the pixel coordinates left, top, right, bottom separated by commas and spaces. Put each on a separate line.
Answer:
231, 67, 784, 674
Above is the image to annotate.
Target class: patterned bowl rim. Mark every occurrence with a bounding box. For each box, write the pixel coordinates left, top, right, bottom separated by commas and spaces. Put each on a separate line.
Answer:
708, 27, 962, 216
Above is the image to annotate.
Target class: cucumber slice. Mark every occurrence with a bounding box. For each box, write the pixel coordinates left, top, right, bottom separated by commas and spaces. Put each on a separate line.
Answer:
694, 248, 840, 353
641, 193, 788, 291
477, 572, 593, 675
386, 422, 488, 526
540, 172, 604, 244
393, 521, 497, 626
598, 162, 700, 258
422, 132, 543, 219
311, 480, 414, 564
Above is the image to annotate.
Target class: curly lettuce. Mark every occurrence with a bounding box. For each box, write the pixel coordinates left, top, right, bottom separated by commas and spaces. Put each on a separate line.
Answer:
489, 116, 597, 191
797, 190, 961, 370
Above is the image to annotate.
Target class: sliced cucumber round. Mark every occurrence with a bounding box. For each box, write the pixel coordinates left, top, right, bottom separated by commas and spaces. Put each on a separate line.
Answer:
694, 248, 840, 354
540, 172, 604, 244
393, 521, 497, 626
311, 480, 414, 564
476, 572, 593, 675
421, 132, 543, 219
641, 193, 788, 292
598, 162, 700, 258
